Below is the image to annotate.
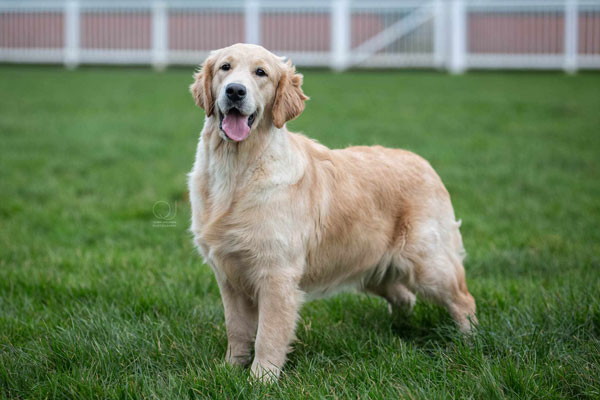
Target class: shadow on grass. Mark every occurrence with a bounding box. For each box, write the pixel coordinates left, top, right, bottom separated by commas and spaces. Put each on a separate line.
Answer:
389, 303, 460, 347
287, 296, 466, 373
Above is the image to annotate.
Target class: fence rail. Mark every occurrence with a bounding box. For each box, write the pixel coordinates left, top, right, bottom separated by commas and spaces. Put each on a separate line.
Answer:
1, 0, 599, 72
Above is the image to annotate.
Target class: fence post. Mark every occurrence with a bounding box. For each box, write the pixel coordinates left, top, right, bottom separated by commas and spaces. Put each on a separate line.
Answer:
64, 0, 80, 69
331, 0, 350, 71
245, 0, 260, 44
449, 0, 466, 74
433, 0, 446, 69
564, 0, 578, 74
152, 1, 168, 71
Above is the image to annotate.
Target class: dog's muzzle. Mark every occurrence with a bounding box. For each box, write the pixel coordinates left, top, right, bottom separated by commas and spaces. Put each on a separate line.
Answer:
217, 83, 257, 142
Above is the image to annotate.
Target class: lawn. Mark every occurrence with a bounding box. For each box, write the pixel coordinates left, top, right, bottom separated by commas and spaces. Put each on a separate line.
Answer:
0, 65, 599, 399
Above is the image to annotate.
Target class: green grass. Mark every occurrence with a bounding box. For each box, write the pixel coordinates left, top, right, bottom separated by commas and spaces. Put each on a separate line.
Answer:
1, 65, 599, 399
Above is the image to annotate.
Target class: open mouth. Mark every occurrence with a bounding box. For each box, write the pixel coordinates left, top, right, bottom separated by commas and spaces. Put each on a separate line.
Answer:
219, 108, 257, 142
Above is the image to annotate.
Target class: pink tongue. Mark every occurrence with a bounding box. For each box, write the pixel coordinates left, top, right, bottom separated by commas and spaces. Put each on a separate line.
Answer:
222, 112, 250, 141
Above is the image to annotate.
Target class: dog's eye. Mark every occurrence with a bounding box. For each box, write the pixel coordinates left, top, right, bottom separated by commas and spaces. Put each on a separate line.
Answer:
220, 63, 231, 71
255, 68, 267, 77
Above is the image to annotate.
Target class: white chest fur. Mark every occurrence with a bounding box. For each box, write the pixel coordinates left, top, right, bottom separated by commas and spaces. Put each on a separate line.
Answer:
188, 124, 309, 288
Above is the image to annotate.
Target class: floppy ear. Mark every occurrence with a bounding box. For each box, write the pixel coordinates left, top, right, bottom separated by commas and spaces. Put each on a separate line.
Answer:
272, 60, 309, 129
190, 55, 215, 116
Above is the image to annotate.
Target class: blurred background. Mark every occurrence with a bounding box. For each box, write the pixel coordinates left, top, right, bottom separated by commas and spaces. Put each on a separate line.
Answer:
1, 0, 599, 73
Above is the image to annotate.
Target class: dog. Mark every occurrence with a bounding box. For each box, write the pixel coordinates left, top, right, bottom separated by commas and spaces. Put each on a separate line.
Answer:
188, 43, 476, 382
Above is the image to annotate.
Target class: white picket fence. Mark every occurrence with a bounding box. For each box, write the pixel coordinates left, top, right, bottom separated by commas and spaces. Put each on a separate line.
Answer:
1, 0, 599, 72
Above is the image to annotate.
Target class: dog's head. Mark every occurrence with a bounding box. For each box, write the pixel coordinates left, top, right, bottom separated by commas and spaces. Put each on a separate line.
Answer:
190, 43, 308, 142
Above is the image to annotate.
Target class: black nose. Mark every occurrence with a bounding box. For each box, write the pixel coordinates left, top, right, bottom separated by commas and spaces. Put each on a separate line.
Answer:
225, 83, 246, 102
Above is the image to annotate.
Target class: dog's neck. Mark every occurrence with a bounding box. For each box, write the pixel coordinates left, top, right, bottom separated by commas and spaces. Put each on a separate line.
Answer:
194, 115, 304, 192
191, 115, 305, 222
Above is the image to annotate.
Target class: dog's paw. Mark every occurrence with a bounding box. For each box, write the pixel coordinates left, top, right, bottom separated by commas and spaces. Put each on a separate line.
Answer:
250, 360, 280, 384
225, 351, 252, 368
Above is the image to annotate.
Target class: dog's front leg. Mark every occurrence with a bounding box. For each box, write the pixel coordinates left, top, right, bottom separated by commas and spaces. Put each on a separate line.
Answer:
218, 279, 258, 367
251, 276, 303, 383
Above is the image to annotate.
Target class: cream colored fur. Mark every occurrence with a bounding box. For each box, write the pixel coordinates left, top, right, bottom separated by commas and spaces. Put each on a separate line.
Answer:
188, 43, 476, 383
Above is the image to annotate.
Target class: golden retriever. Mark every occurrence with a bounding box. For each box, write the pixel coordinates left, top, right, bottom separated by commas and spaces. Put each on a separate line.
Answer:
188, 43, 476, 382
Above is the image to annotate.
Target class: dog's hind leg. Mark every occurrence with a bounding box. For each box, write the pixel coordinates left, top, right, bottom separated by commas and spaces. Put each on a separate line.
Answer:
412, 254, 477, 334
366, 281, 416, 316
399, 218, 477, 334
